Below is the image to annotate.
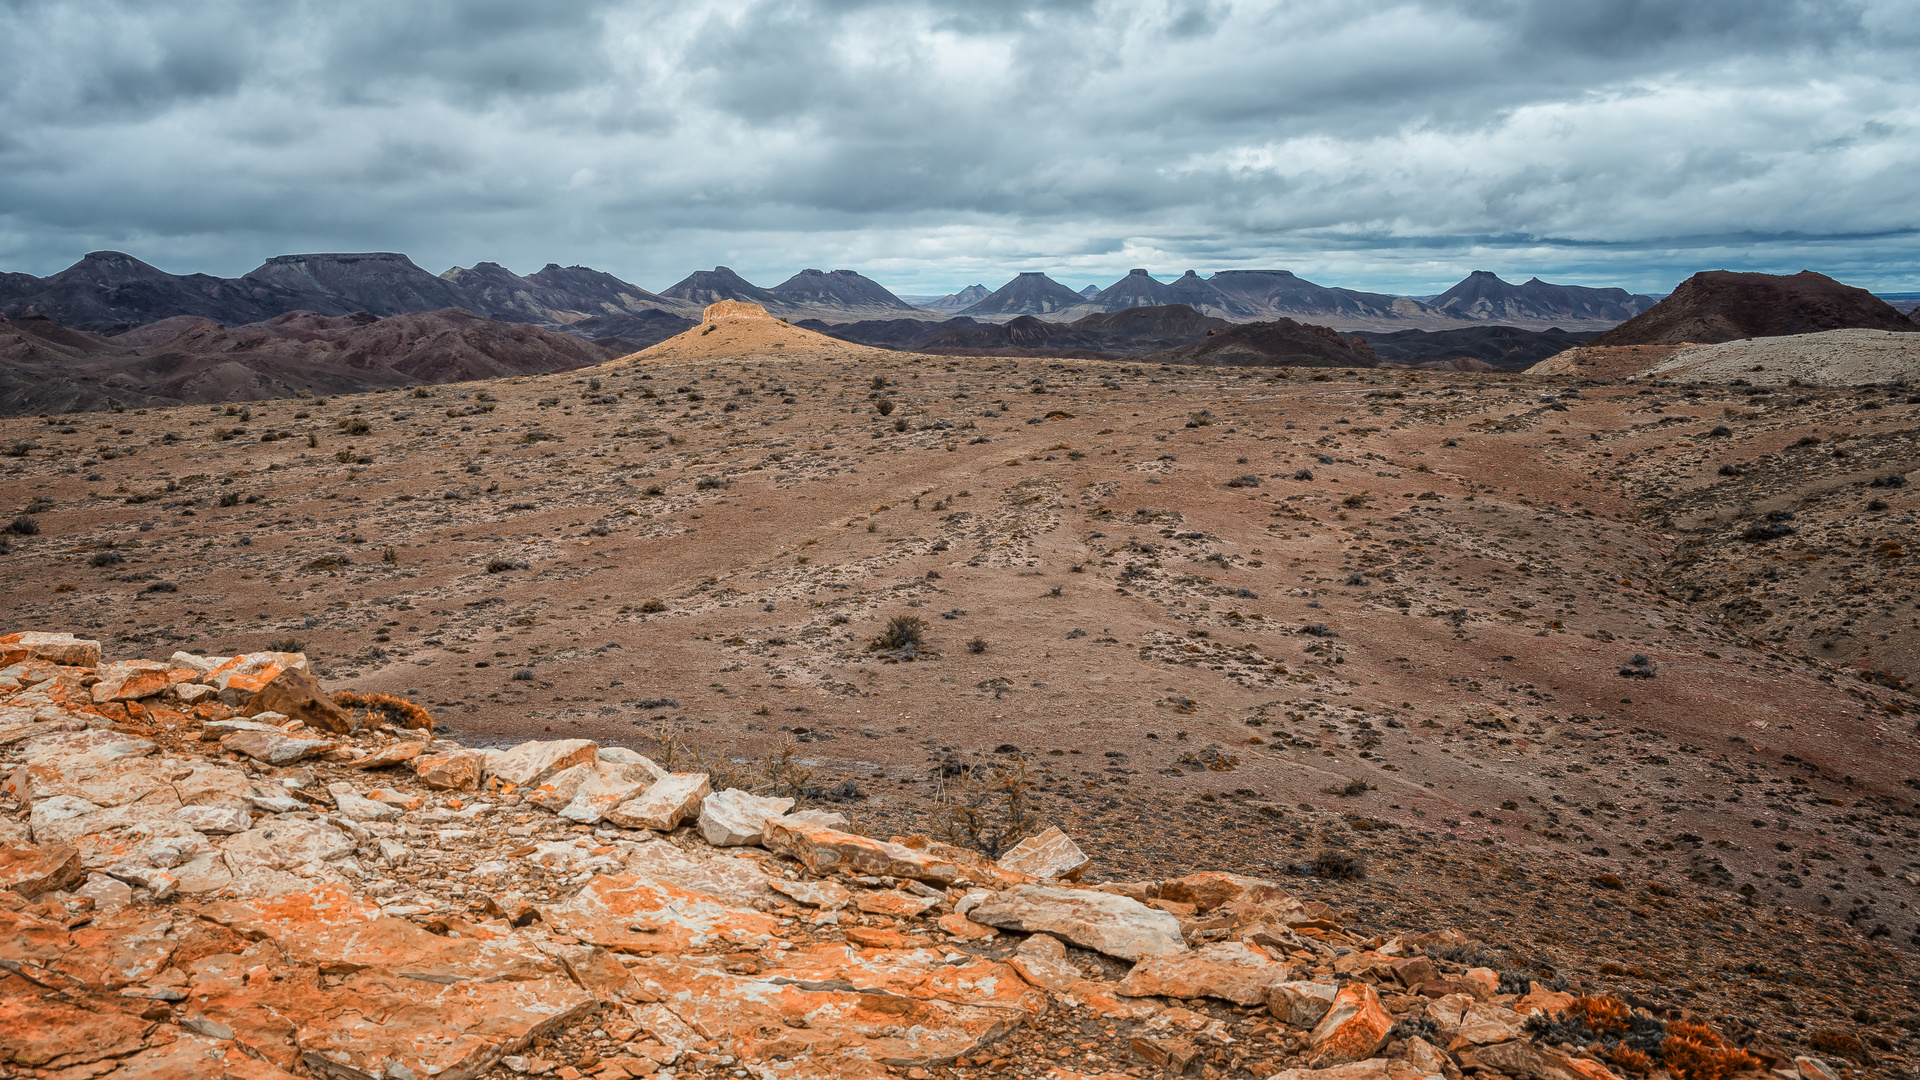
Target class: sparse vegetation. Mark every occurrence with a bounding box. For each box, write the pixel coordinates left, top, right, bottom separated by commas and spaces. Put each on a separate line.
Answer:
869, 614, 927, 655
934, 755, 1036, 858
332, 690, 433, 730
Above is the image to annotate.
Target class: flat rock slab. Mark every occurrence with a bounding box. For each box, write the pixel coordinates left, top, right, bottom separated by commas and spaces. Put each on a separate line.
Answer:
220, 730, 339, 766
967, 884, 1188, 961
0, 838, 83, 898
540, 872, 781, 954
0, 632, 101, 668
698, 788, 795, 846
347, 741, 424, 770
1115, 940, 1288, 1005
605, 772, 711, 831
485, 739, 598, 788
620, 944, 1046, 1074
996, 825, 1090, 881
763, 818, 961, 884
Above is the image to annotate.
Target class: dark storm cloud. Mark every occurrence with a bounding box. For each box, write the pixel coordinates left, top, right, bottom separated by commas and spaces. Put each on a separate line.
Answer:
1, 0, 1916, 295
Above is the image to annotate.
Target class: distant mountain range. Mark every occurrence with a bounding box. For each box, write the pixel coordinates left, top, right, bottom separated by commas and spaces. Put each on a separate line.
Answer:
796, 304, 1592, 369
0, 252, 1674, 341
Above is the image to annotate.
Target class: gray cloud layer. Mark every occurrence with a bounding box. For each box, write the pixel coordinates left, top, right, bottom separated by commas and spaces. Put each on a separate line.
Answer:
3, 0, 1917, 295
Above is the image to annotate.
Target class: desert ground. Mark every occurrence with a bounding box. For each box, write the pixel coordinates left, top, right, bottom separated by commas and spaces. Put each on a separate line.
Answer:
3, 313, 1918, 1074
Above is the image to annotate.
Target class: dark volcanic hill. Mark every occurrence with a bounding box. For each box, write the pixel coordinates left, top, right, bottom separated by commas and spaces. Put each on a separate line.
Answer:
1357, 325, 1597, 371
1427, 271, 1656, 325
659, 266, 784, 309
1182, 270, 1413, 323
0, 251, 320, 335
793, 317, 961, 350
916, 285, 989, 313
767, 269, 921, 318
242, 253, 468, 317
956, 272, 1087, 317
1083, 268, 1179, 310
802, 305, 1229, 357
440, 261, 682, 325
1591, 270, 1920, 347
564, 310, 699, 356
1148, 317, 1382, 368
0, 309, 610, 415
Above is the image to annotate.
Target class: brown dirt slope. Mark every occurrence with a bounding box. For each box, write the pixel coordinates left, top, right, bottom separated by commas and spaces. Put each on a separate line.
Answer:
0, 308, 610, 415
3, 350, 1919, 1075
1149, 317, 1381, 367
1592, 270, 1918, 348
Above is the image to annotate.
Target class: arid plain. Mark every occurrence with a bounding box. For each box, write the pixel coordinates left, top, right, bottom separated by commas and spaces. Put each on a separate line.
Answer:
3, 312, 1918, 1074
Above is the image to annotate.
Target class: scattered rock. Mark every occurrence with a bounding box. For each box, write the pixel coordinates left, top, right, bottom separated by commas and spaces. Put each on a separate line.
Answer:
247, 665, 353, 734
220, 729, 339, 765
997, 825, 1090, 881
697, 788, 796, 846
764, 817, 962, 884
603, 772, 711, 831
0, 838, 83, 898
967, 884, 1188, 961
1307, 981, 1394, 1068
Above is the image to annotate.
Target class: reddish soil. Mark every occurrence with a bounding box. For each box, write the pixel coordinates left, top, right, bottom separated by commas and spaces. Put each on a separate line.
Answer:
4, 318, 1918, 1069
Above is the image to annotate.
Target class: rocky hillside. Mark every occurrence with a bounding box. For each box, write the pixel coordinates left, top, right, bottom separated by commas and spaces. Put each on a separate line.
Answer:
0, 252, 704, 340
0, 309, 610, 415
1590, 271, 1918, 348
956, 273, 1090, 317
0, 631, 1891, 1080
1147, 318, 1383, 368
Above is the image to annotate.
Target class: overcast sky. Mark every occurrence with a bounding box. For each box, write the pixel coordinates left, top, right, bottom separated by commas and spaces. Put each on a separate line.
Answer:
3, 0, 1916, 296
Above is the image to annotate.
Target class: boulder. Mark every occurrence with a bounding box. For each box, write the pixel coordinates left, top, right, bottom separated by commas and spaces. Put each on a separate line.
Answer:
524, 762, 596, 812
414, 750, 486, 790
172, 805, 255, 834
327, 783, 403, 822
168, 651, 225, 675
1268, 980, 1339, 1027
0, 838, 84, 898
697, 789, 796, 846
967, 884, 1187, 961
205, 651, 308, 705
1115, 940, 1289, 1005
0, 632, 101, 668
1307, 982, 1394, 1068
996, 825, 1090, 881
557, 763, 660, 825
88, 660, 188, 704
605, 772, 711, 831
220, 730, 339, 766
1156, 870, 1292, 911
1005, 933, 1083, 989
485, 739, 599, 788
346, 740, 424, 770
763, 817, 961, 884
246, 666, 353, 735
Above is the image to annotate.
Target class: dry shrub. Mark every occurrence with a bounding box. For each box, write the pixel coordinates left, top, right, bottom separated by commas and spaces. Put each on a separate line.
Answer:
869, 615, 927, 653
332, 690, 433, 731
1808, 1029, 1874, 1065
1568, 996, 1633, 1036
935, 757, 1036, 858
1661, 1020, 1766, 1080
1608, 1045, 1652, 1074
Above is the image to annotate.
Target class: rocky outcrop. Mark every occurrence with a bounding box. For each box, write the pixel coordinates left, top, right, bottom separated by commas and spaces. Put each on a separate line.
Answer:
0, 634, 1829, 1080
